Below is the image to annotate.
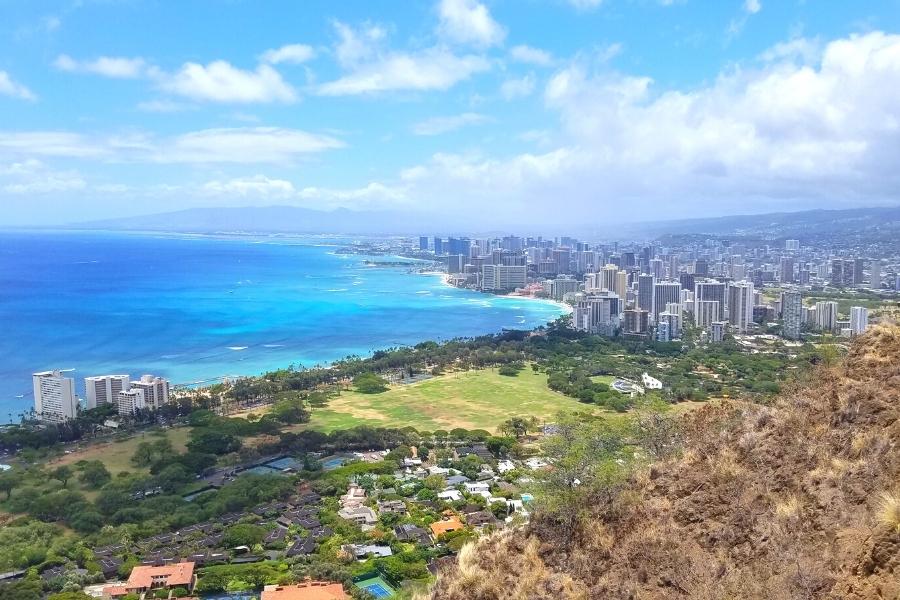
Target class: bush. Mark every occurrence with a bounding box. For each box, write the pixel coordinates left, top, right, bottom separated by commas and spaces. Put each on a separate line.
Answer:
353, 373, 389, 394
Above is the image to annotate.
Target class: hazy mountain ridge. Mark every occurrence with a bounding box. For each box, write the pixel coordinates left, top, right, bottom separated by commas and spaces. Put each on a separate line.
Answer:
67, 205, 900, 240
427, 326, 900, 600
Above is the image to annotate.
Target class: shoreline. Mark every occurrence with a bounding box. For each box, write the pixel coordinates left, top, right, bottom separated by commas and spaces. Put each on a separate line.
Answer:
438, 272, 574, 315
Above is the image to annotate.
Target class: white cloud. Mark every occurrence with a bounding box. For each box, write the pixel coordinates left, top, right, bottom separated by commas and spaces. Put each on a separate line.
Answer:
567, 0, 603, 10
0, 71, 36, 100
332, 21, 387, 67
0, 127, 343, 164
500, 73, 536, 99
353, 31, 900, 223
136, 99, 193, 113
157, 61, 297, 103
412, 112, 489, 135
0, 159, 85, 194
202, 175, 297, 198
54, 54, 148, 78
509, 45, 554, 67
260, 44, 316, 65
437, 0, 506, 48
744, 0, 761, 14
318, 49, 490, 95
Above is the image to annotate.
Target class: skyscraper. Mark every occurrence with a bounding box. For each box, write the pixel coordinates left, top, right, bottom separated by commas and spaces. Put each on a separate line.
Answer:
815, 301, 839, 332
694, 300, 720, 328
130, 375, 171, 410
85, 374, 131, 410
727, 281, 755, 332
695, 280, 726, 322
781, 290, 802, 340
419, 236, 429, 251
779, 256, 795, 283
652, 281, 681, 322
637, 275, 655, 315
850, 306, 868, 336
33, 370, 78, 422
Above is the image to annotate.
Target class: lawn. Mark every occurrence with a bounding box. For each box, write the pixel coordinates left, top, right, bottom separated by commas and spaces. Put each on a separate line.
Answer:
47, 426, 191, 475
298, 368, 594, 433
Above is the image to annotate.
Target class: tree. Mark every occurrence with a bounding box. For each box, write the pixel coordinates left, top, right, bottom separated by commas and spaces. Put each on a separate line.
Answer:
0, 470, 22, 500
352, 373, 389, 394
77, 461, 111, 489
51, 465, 74, 488
187, 431, 242, 455
223, 523, 267, 548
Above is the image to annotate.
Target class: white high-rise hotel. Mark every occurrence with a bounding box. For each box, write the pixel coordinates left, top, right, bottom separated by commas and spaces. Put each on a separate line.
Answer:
33, 370, 78, 422
85, 374, 130, 409
728, 281, 755, 333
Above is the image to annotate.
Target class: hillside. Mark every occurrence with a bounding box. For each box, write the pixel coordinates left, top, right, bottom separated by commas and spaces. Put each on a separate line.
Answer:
427, 326, 900, 600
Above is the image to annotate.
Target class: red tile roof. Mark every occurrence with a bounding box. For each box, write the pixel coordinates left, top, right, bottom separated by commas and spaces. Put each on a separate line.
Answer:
261, 582, 348, 600
125, 561, 195, 591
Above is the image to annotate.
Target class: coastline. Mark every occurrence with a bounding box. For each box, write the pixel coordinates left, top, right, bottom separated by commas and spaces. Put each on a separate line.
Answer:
438, 272, 574, 315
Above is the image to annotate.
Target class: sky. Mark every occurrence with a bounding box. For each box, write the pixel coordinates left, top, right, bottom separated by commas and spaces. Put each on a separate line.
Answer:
0, 0, 899, 228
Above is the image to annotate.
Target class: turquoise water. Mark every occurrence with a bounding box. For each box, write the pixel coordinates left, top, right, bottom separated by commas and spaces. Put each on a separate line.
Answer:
0, 231, 565, 422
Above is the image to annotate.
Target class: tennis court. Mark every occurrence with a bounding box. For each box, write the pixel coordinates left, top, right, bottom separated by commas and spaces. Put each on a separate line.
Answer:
354, 575, 396, 598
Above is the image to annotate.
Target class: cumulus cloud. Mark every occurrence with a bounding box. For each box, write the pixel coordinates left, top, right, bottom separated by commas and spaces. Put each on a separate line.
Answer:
0, 71, 36, 100
202, 175, 297, 197
0, 127, 343, 164
500, 73, 536, 99
318, 48, 490, 95
437, 0, 506, 48
509, 45, 554, 66
156, 61, 297, 103
744, 0, 761, 14
332, 21, 387, 67
260, 43, 316, 65
0, 159, 85, 194
412, 112, 489, 135
359, 31, 900, 224
54, 54, 148, 78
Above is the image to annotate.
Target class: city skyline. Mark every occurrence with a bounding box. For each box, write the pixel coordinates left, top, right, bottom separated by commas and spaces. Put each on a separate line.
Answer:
1, 1, 900, 227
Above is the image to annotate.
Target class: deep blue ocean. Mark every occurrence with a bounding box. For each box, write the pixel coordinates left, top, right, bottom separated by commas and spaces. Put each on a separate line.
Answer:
0, 231, 565, 422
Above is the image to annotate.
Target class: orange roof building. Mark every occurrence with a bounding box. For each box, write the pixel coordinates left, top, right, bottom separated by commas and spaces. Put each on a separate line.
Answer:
119, 562, 196, 595
430, 515, 464, 537
261, 582, 348, 600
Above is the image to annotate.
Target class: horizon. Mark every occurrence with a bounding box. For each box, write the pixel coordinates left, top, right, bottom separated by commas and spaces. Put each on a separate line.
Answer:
1, 1, 899, 227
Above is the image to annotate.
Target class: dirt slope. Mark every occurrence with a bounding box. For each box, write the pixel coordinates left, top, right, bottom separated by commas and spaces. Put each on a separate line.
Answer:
428, 325, 900, 600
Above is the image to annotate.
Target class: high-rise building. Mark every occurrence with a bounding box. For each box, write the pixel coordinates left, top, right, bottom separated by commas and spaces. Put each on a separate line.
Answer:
652, 282, 681, 322
481, 264, 527, 291
637, 274, 655, 315
419, 236, 429, 251
850, 306, 869, 336
553, 248, 571, 275
572, 293, 621, 336
665, 302, 683, 335
548, 277, 580, 300
853, 258, 865, 285
599, 264, 619, 292
695, 300, 720, 328
830, 258, 854, 287
694, 259, 709, 277
656, 320, 672, 342
116, 388, 146, 415
709, 321, 726, 343
678, 273, 696, 295
815, 301, 839, 332
649, 258, 664, 279
33, 370, 78, 422
84, 374, 130, 410
779, 257, 795, 283
785, 239, 800, 252
869, 261, 881, 289
433, 237, 444, 255
623, 309, 649, 334
781, 290, 802, 340
727, 281, 755, 332
615, 271, 628, 301
130, 375, 171, 410
694, 280, 726, 322
447, 254, 465, 274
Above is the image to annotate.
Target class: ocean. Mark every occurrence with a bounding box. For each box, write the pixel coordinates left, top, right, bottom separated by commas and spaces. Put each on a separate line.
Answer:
0, 231, 565, 422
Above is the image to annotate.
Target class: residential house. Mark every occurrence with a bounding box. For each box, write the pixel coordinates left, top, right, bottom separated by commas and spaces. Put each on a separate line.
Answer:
394, 523, 433, 546
105, 562, 195, 598
336, 505, 378, 526
430, 514, 465, 538
261, 582, 348, 600
343, 544, 393, 560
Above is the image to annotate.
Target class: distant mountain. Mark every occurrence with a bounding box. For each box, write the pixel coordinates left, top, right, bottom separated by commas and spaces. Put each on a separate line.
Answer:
69, 204, 900, 241
71, 205, 446, 235
628, 205, 900, 242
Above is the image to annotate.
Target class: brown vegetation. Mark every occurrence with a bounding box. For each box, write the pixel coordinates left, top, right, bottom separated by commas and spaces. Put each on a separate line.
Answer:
428, 325, 900, 600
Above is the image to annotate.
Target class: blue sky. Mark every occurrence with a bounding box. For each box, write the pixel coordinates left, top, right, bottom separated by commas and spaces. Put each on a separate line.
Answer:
0, 0, 899, 227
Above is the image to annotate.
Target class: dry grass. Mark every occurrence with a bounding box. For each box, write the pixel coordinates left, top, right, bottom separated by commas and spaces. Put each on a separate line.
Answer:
877, 491, 900, 532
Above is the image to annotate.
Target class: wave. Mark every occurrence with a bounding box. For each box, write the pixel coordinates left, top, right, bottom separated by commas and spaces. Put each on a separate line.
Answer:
262, 344, 285, 348
227, 346, 249, 351
326, 288, 348, 292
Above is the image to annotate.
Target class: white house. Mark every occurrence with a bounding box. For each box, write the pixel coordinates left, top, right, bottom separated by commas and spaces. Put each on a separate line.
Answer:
641, 372, 662, 389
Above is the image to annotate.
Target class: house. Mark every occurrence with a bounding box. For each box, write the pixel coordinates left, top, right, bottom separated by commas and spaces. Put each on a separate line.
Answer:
377, 499, 407, 514
446, 474, 471, 486
642, 372, 663, 389
339, 484, 367, 508
464, 482, 490, 495
465, 511, 498, 528
496, 460, 516, 474
427, 465, 450, 476
286, 537, 317, 557
524, 457, 549, 470
106, 562, 195, 598
344, 544, 393, 560
437, 489, 462, 502
394, 523, 433, 546
402, 457, 422, 467
261, 581, 348, 600
456, 445, 494, 460
337, 505, 378, 526
430, 514, 464, 538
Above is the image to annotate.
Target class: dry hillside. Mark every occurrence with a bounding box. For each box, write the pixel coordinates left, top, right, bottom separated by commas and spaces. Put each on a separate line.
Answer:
428, 325, 900, 600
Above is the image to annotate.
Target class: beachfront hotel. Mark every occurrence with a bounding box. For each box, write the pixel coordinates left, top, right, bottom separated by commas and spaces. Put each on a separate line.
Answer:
32, 370, 78, 422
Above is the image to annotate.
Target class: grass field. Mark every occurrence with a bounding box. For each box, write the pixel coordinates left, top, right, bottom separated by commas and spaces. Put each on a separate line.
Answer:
48, 427, 191, 475
296, 368, 595, 433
